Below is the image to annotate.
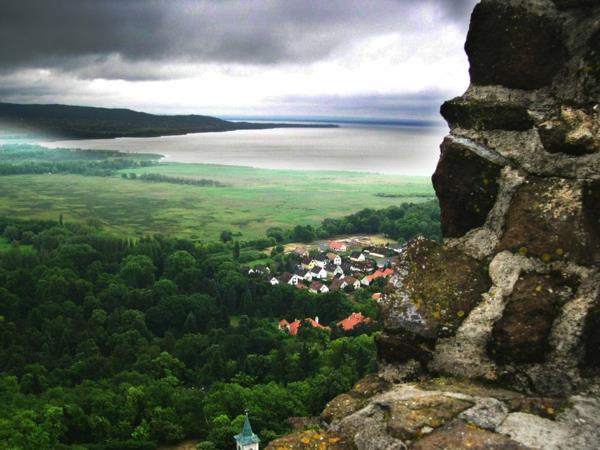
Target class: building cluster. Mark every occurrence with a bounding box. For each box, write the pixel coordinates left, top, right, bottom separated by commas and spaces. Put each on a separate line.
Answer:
278, 311, 371, 336
266, 240, 399, 293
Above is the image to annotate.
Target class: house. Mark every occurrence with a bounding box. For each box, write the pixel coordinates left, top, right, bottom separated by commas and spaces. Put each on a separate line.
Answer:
364, 246, 387, 258
328, 241, 347, 252
295, 268, 313, 282
326, 252, 342, 266
300, 256, 312, 269
372, 292, 382, 300
350, 251, 366, 262
295, 282, 308, 290
279, 317, 329, 336
343, 276, 361, 290
310, 266, 328, 280
325, 263, 344, 278
338, 312, 371, 331
313, 253, 328, 268
351, 260, 375, 273
303, 258, 317, 270
279, 272, 298, 285
270, 277, 279, 285
309, 280, 330, 294
293, 246, 309, 257
248, 265, 270, 275
330, 278, 348, 291
361, 268, 394, 286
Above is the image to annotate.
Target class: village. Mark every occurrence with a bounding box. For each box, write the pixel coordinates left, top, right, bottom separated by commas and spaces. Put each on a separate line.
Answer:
247, 238, 403, 336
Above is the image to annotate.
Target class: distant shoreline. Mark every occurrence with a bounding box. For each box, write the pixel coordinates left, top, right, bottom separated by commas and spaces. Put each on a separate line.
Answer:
0, 101, 338, 141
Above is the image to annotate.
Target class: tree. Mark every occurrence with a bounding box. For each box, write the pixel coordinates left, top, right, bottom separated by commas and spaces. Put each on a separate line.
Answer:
233, 241, 240, 260
120, 255, 156, 289
220, 230, 233, 243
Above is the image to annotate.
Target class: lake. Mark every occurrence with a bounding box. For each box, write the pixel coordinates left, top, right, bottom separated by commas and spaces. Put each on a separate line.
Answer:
43, 123, 448, 176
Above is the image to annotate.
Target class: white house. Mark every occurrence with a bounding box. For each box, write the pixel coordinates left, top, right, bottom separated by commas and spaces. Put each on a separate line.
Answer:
330, 278, 348, 291
295, 268, 313, 282
309, 281, 330, 294
344, 276, 361, 290
270, 277, 279, 285
310, 266, 328, 280
326, 252, 342, 266
350, 251, 366, 262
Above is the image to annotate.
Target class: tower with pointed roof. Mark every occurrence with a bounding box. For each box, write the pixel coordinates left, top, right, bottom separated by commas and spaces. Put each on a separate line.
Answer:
234, 413, 260, 450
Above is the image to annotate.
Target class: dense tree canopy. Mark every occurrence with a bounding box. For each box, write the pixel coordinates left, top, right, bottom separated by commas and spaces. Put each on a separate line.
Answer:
0, 219, 379, 450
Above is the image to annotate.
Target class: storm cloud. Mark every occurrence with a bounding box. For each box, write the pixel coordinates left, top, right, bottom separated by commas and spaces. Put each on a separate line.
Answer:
0, 0, 478, 118
1, 0, 476, 79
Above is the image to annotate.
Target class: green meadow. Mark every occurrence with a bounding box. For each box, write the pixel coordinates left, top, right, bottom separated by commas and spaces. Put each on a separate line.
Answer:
0, 163, 434, 240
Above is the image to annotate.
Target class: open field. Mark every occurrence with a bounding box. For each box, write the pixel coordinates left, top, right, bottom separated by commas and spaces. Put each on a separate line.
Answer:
0, 163, 434, 240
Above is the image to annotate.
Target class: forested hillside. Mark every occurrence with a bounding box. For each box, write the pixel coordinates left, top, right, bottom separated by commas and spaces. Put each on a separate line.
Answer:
0, 103, 336, 139
0, 219, 379, 450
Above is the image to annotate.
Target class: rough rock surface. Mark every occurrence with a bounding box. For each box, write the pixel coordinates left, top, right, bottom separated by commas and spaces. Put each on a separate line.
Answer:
270, 0, 600, 449
465, 2, 566, 89
432, 137, 503, 237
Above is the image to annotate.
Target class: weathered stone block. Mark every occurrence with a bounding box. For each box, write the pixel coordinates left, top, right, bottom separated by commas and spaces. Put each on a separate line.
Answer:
321, 374, 391, 424
381, 238, 491, 340
441, 98, 533, 131
375, 332, 434, 367
411, 420, 532, 450
432, 137, 502, 238
538, 106, 600, 155
488, 274, 574, 364
264, 429, 353, 450
499, 177, 600, 264
386, 395, 473, 440
465, 3, 566, 89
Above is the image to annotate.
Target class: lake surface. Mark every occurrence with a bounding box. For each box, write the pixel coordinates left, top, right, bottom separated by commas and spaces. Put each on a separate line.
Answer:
43, 123, 448, 176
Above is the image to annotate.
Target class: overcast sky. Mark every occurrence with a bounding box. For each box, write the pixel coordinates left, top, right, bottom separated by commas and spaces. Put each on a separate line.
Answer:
0, 0, 478, 119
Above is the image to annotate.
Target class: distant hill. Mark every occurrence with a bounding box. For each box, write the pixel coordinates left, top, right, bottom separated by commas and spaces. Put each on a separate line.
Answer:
0, 102, 337, 139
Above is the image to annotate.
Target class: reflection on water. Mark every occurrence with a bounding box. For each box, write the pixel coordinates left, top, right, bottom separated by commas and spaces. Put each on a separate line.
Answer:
43, 124, 447, 176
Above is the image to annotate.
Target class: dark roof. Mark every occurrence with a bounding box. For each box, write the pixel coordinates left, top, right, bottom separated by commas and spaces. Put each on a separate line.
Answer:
280, 272, 293, 282
309, 281, 323, 290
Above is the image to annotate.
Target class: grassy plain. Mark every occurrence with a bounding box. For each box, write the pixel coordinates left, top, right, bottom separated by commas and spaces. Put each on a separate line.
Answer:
0, 163, 434, 240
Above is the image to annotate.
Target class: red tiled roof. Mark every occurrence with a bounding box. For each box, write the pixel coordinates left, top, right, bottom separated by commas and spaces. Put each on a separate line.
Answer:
306, 318, 328, 330
338, 312, 370, 331
288, 320, 301, 336
366, 268, 394, 283
330, 278, 346, 291
309, 281, 323, 291
371, 293, 382, 300
328, 241, 346, 250
281, 317, 328, 335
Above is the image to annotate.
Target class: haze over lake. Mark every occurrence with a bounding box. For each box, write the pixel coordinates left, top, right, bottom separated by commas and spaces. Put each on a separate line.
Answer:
44, 123, 447, 176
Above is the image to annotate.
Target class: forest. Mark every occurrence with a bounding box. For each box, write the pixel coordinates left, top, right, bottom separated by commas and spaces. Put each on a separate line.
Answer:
0, 143, 441, 449
0, 218, 381, 450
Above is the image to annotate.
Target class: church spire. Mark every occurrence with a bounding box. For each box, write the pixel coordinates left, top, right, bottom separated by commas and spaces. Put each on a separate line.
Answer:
234, 412, 260, 449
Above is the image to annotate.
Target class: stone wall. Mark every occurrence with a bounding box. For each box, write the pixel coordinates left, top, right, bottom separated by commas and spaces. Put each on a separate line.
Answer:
266, 0, 600, 448
379, 0, 600, 397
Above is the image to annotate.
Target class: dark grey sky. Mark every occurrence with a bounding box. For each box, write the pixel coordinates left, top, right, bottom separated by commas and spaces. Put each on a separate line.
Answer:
0, 0, 478, 118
